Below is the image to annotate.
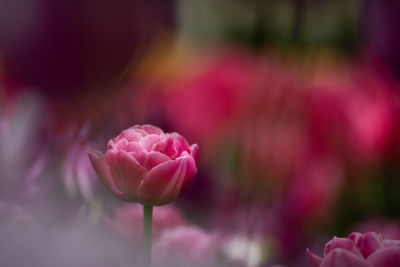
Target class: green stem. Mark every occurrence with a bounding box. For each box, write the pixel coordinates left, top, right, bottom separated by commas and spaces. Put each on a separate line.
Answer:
143, 205, 153, 267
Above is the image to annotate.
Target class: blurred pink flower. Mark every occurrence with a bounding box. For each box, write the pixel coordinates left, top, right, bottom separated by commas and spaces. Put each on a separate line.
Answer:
152, 226, 217, 267
0, 93, 52, 201
307, 232, 400, 267
88, 124, 199, 205
285, 155, 342, 226
105, 203, 185, 240
307, 65, 400, 163
342, 75, 399, 161
63, 143, 97, 201
164, 51, 258, 144
0, 201, 32, 230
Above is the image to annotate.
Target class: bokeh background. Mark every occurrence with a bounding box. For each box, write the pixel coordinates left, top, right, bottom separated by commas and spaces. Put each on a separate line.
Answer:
1, 0, 400, 266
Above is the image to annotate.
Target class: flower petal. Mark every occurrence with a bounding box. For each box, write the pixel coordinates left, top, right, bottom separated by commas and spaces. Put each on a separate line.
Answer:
324, 237, 361, 257
349, 232, 363, 244
115, 138, 128, 150
144, 151, 171, 170
105, 150, 148, 202
129, 126, 149, 136
190, 144, 199, 164
126, 142, 144, 154
153, 137, 175, 157
138, 156, 196, 206
367, 247, 400, 267
120, 129, 144, 142
169, 133, 190, 156
356, 232, 384, 258
321, 249, 371, 267
87, 149, 125, 200
140, 134, 162, 152
140, 124, 164, 135
176, 153, 197, 196
307, 249, 323, 267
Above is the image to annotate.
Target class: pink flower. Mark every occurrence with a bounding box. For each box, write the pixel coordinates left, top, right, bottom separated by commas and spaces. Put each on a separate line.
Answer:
307, 232, 400, 267
164, 50, 256, 144
88, 124, 199, 206
63, 143, 97, 201
152, 226, 217, 267
0, 201, 32, 229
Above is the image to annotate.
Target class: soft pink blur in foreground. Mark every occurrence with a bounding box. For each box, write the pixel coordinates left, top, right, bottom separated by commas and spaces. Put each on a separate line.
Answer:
88, 124, 198, 206
307, 232, 400, 267
152, 226, 217, 267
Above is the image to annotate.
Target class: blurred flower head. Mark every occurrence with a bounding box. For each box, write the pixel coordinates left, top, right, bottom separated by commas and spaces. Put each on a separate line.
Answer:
152, 226, 217, 267
307, 232, 400, 267
63, 142, 98, 201
0, 201, 32, 230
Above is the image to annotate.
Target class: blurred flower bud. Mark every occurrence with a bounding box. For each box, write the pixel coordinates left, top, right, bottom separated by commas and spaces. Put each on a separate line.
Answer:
307, 232, 400, 267
152, 226, 217, 267
63, 143, 97, 201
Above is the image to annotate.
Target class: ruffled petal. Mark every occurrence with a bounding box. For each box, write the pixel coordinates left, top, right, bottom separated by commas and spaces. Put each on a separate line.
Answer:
140, 124, 164, 135
367, 247, 400, 267
144, 151, 171, 170
129, 126, 149, 136
307, 249, 323, 267
168, 133, 191, 158
153, 137, 175, 158
324, 237, 361, 257
356, 232, 384, 258
121, 129, 144, 142
190, 144, 199, 164
140, 134, 162, 152
349, 232, 363, 244
321, 249, 371, 267
105, 150, 148, 201
87, 149, 125, 200
126, 142, 144, 154
176, 153, 197, 196
138, 156, 196, 206
115, 138, 128, 150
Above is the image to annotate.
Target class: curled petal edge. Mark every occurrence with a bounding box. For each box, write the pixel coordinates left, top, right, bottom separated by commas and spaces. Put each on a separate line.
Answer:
87, 149, 127, 201
190, 144, 199, 164
307, 249, 323, 267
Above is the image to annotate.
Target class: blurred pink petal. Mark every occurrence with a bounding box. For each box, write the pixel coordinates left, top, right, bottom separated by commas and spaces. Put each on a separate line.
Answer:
307, 232, 400, 267
324, 237, 362, 257
355, 232, 385, 258
87, 149, 125, 201
307, 249, 322, 267
320, 249, 371, 267
152, 226, 217, 267
138, 155, 196, 206
0, 201, 32, 229
367, 247, 400, 267
105, 150, 147, 202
